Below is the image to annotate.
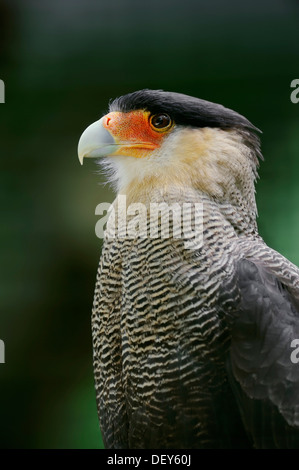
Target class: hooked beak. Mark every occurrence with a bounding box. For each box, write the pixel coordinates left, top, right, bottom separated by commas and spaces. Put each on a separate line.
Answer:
77, 117, 117, 165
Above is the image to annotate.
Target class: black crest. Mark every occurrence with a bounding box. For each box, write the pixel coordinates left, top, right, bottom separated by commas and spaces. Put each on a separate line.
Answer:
110, 89, 258, 131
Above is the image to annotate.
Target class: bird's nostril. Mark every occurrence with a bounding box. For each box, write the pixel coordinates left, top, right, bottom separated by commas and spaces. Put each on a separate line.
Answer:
106, 117, 111, 126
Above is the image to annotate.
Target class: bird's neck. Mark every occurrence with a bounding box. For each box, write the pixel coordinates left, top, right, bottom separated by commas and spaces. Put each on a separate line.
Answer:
114, 180, 258, 240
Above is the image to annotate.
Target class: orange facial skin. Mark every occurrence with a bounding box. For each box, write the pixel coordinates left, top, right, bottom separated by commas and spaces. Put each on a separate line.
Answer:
102, 110, 173, 158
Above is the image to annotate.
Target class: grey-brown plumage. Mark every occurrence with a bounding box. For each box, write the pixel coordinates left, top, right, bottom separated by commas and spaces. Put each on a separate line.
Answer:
79, 90, 299, 448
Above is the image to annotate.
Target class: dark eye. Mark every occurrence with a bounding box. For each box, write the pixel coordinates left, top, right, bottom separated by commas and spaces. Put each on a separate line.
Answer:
150, 113, 172, 130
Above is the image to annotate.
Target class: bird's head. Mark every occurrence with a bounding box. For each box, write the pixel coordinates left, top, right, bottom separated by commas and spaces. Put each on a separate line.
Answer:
78, 89, 261, 212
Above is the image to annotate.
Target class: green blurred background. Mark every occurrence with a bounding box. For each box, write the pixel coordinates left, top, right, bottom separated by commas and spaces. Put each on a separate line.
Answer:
0, 0, 299, 449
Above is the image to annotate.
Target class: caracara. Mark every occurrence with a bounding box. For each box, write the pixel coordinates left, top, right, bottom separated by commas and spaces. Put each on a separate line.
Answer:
78, 89, 299, 449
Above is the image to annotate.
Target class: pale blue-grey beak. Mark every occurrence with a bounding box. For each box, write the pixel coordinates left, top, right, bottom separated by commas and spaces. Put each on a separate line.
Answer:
78, 117, 117, 165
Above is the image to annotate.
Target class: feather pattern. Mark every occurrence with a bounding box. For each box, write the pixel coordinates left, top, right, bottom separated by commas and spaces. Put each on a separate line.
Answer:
92, 184, 299, 448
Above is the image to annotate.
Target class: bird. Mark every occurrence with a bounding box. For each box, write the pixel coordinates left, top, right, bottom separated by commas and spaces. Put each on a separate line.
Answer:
78, 89, 299, 449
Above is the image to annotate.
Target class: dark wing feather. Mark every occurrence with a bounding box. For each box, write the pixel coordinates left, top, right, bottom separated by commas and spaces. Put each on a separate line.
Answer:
227, 259, 299, 448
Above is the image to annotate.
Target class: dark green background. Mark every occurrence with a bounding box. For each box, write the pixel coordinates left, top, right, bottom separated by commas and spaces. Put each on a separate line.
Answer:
0, 0, 298, 448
